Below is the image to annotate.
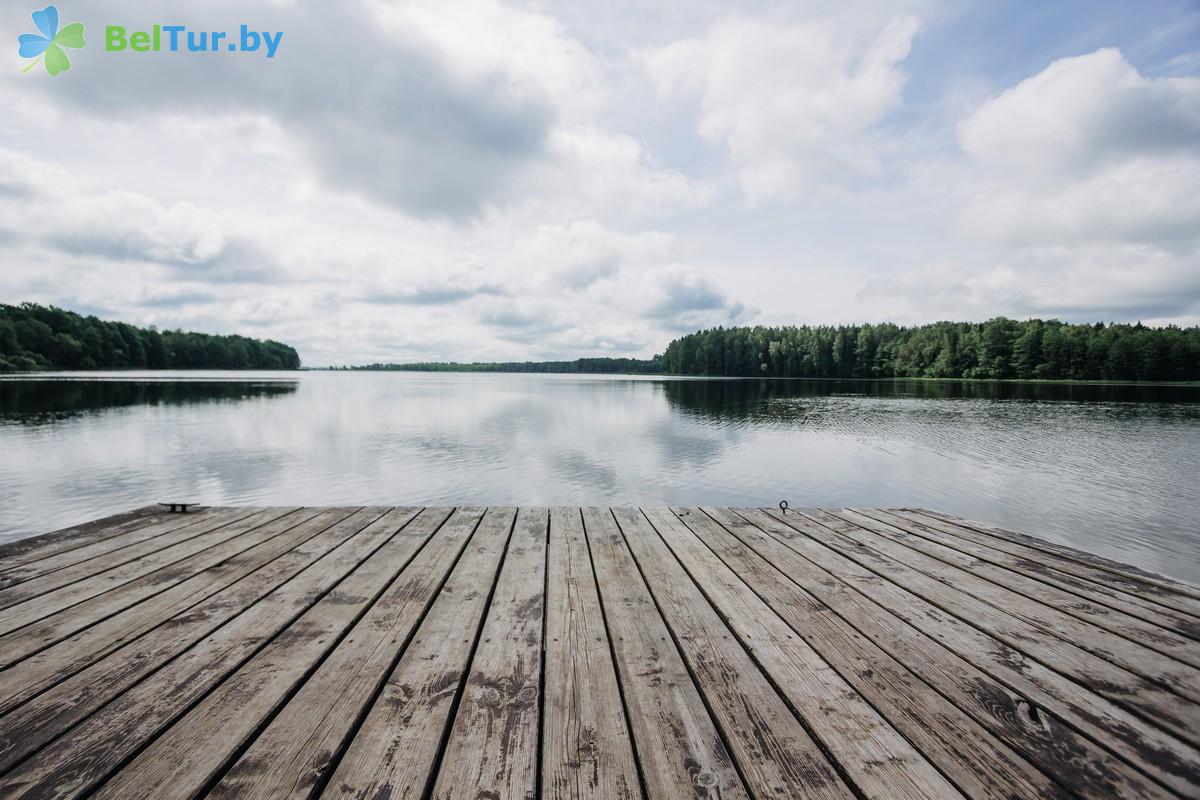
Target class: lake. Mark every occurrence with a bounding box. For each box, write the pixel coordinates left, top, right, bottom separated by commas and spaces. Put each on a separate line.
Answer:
1, 371, 1198, 584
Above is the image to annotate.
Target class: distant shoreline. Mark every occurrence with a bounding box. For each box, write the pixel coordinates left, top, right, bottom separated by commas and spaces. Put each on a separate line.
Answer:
3, 367, 1197, 388
316, 368, 1200, 387
6, 304, 1198, 383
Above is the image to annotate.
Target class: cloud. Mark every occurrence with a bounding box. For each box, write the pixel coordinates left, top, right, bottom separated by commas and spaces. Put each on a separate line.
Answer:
47, 195, 227, 266
368, 0, 603, 119
0, 145, 714, 364
541, 126, 712, 215
646, 15, 918, 204
959, 155, 1200, 246
864, 47, 1200, 326
956, 48, 1200, 247
4, 2, 1199, 366
478, 302, 573, 345
6, 0, 699, 224
135, 291, 220, 309
361, 285, 505, 306
519, 220, 674, 291
861, 246, 1200, 324
0, 148, 302, 291
480, 305, 549, 329
0, 149, 226, 266
948, 48, 1199, 323
14, 0, 582, 219
644, 269, 753, 331
646, 275, 726, 316
958, 48, 1200, 174
554, 255, 620, 290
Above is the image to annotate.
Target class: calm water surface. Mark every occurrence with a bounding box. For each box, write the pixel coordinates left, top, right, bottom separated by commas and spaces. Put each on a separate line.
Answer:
2, 371, 1198, 584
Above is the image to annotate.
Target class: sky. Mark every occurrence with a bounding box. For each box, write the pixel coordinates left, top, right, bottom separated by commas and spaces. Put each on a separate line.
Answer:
1, 0, 1198, 366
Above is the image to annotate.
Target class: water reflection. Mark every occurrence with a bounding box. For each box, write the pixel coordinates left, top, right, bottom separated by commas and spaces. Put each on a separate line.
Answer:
0, 372, 1196, 585
0, 379, 298, 424
663, 378, 1200, 422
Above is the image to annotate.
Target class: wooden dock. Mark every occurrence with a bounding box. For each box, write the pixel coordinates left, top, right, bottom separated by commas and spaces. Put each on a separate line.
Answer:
0, 506, 1196, 799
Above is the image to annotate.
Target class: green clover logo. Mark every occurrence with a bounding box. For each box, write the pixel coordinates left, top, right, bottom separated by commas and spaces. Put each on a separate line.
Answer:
18, 5, 84, 76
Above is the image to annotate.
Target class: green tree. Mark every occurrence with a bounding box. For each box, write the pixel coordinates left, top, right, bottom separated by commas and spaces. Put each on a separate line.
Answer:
0, 303, 302, 371
656, 318, 1199, 382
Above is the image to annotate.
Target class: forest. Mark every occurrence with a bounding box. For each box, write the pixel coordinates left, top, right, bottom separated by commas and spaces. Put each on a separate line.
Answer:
660, 319, 1200, 381
345, 357, 663, 374
6, 303, 1198, 381
0, 303, 301, 371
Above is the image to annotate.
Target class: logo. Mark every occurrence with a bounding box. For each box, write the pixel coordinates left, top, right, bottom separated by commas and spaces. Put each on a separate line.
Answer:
17, 5, 84, 76
105, 25, 283, 59
14, 6, 282, 75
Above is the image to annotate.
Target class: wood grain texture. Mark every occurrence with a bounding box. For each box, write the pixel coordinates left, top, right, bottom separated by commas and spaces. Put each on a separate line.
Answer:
695, 507, 1071, 800
0, 507, 312, 673
744, 508, 1199, 798
430, 507, 549, 800
654, 507, 973, 800
584, 507, 748, 800
0, 505, 169, 568
799, 509, 1200, 741
613, 507, 852, 800
914, 509, 1200, 613
834, 509, 1200, 681
885, 509, 1200, 630
0, 506, 252, 606
323, 507, 518, 800
208, 507, 474, 800
0, 507, 266, 634
0, 508, 222, 591
541, 507, 642, 800
0, 507, 395, 799
0, 508, 357, 747
0, 506, 1193, 800
88, 507, 434, 800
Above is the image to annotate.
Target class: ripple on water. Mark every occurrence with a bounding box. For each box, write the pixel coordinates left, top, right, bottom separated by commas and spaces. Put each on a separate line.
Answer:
0, 373, 1197, 584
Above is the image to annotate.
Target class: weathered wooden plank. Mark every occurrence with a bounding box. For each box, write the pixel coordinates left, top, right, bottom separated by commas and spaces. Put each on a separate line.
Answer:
322, 507, 517, 800
0, 508, 341, 722
855, 509, 1200, 659
541, 507, 642, 800
0, 507, 367, 775
1, 505, 1195, 800
0, 507, 401, 799
89, 507, 454, 800
583, 507, 748, 800
0, 507, 308, 672
429, 507, 549, 800
613, 507, 852, 800
696, 506, 1070, 800
650, 507, 965, 799
914, 509, 1200, 614
739, 508, 1200, 798
0, 508, 273, 635
0, 506, 254, 607
0, 510, 196, 585
892, 509, 1200, 627
207, 507, 478, 800
815, 510, 1200, 715
0, 505, 165, 568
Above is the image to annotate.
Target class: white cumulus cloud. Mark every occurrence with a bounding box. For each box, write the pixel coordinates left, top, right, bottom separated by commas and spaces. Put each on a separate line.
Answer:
959, 48, 1200, 174
646, 15, 918, 204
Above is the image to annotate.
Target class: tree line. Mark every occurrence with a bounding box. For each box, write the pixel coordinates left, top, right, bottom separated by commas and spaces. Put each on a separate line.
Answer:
343, 357, 663, 374
6, 302, 1196, 380
660, 319, 1200, 381
0, 303, 301, 371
